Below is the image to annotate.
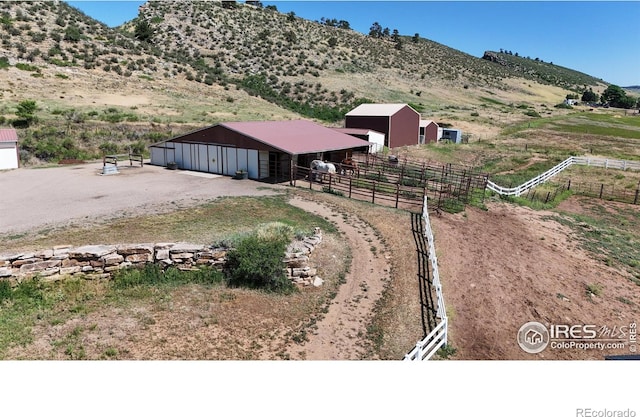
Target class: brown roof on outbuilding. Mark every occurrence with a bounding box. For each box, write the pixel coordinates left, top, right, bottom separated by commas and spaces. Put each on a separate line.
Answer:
220, 120, 371, 155
0, 129, 18, 143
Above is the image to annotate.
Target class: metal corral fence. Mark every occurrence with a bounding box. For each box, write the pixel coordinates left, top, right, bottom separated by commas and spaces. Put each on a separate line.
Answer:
487, 156, 640, 198
404, 196, 448, 361
292, 165, 425, 212
352, 153, 489, 211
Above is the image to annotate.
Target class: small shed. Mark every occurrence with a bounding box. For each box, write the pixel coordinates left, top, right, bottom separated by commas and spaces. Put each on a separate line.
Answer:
0, 129, 19, 170
149, 120, 371, 181
440, 128, 463, 144
419, 120, 439, 144
332, 128, 385, 154
345, 103, 420, 149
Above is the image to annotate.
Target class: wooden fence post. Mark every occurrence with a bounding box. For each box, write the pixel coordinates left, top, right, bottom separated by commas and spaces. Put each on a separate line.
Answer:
567, 179, 571, 191
349, 177, 352, 199
635, 189, 639, 205
293, 165, 297, 187
395, 184, 400, 208
599, 183, 604, 199
372, 182, 376, 204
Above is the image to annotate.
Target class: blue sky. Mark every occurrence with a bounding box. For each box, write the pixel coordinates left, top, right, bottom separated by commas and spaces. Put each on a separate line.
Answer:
68, 1, 640, 86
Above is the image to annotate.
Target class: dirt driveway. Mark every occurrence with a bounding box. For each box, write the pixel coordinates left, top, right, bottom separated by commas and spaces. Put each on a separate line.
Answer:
0, 162, 279, 234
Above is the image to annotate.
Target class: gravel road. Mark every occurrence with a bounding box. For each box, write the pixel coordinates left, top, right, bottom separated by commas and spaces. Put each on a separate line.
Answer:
0, 161, 279, 234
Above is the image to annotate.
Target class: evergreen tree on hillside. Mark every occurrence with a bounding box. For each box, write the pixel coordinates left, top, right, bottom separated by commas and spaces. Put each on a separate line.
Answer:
581, 88, 598, 103
134, 18, 154, 42
368, 22, 382, 38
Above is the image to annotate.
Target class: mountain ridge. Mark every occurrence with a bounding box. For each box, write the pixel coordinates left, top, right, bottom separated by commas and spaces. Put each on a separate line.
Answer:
0, 0, 619, 165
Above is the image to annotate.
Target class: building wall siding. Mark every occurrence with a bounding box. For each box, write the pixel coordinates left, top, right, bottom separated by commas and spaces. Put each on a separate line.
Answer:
424, 122, 438, 143
345, 116, 391, 147
0, 142, 19, 170
389, 106, 420, 148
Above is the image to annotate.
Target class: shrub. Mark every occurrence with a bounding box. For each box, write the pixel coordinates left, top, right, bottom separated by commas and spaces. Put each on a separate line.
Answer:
0, 280, 12, 302
15, 62, 39, 72
129, 140, 146, 155
586, 283, 602, 297
99, 141, 118, 155
226, 229, 295, 294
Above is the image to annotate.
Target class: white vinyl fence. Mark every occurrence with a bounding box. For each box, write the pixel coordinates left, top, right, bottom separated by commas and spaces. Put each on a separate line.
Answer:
404, 196, 448, 361
487, 156, 640, 197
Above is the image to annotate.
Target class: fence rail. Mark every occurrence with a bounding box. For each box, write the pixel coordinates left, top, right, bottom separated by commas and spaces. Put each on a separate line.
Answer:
487, 156, 640, 197
404, 196, 448, 361
356, 153, 488, 210
292, 165, 426, 212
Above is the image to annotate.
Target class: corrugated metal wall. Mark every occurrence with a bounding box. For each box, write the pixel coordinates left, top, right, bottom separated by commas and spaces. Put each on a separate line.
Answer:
150, 142, 262, 179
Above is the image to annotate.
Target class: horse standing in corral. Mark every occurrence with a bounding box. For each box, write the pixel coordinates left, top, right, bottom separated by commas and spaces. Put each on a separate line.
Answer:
309, 160, 337, 182
340, 157, 359, 176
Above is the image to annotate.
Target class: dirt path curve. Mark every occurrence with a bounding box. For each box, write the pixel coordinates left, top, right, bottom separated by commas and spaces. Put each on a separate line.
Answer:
286, 196, 391, 360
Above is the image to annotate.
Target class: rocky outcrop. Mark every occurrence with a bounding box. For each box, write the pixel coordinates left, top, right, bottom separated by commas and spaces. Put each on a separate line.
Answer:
482, 51, 506, 65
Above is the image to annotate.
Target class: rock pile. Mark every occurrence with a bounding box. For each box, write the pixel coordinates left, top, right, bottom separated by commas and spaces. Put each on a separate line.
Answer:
284, 227, 324, 287
0, 243, 227, 281
0, 228, 324, 286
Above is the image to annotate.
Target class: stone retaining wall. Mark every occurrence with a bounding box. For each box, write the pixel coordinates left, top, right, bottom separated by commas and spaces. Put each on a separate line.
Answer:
0, 229, 324, 287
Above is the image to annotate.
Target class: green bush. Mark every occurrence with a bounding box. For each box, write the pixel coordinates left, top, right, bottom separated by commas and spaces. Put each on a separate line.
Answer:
0, 280, 12, 302
99, 142, 118, 155
15, 62, 39, 72
226, 232, 295, 294
129, 140, 146, 155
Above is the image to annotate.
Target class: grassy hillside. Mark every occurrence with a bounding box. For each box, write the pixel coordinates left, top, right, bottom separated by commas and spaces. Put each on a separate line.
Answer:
0, 0, 615, 165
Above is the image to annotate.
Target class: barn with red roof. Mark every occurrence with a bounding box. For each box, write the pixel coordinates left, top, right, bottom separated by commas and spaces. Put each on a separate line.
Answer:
345, 103, 420, 149
149, 120, 371, 181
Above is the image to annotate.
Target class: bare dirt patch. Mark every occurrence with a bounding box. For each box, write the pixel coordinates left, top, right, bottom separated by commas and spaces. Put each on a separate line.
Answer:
432, 200, 639, 359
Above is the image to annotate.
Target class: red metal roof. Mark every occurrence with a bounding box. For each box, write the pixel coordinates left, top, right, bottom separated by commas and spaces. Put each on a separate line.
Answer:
0, 129, 18, 143
221, 120, 371, 155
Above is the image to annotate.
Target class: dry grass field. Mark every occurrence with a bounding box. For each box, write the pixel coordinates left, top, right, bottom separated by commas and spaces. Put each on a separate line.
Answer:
1, 1, 639, 362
